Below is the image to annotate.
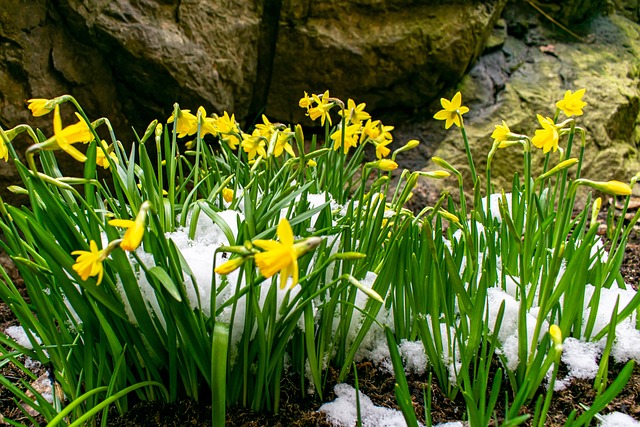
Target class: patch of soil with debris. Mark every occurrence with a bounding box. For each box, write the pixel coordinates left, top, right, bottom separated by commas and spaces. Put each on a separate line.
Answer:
1, 201, 639, 426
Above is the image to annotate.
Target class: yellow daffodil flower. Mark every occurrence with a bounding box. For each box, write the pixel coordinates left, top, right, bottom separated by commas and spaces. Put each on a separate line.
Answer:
253, 218, 321, 288
197, 106, 217, 137
338, 99, 371, 125
274, 131, 296, 157
53, 105, 92, 162
71, 240, 107, 285
360, 119, 381, 143
215, 256, 246, 275
307, 159, 317, 167
222, 187, 234, 203
255, 115, 276, 140
167, 109, 198, 138
531, 114, 561, 153
299, 91, 312, 110
212, 112, 240, 150
433, 91, 469, 129
241, 130, 267, 160
108, 201, 151, 251
0, 136, 8, 162
96, 145, 118, 169
556, 88, 587, 117
331, 123, 361, 154
374, 138, 392, 159
308, 90, 333, 126
491, 120, 511, 144
27, 98, 55, 117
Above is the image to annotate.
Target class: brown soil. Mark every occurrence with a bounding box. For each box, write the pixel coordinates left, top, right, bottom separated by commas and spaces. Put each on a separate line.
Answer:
1, 202, 639, 426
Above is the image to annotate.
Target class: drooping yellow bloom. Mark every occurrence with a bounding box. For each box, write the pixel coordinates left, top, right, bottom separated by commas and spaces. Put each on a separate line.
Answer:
274, 131, 296, 157
331, 123, 361, 154
27, 98, 54, 117
433, 91, 469, 129
253, 218, 320, 288
491, 120, 511, 144
241, 130, 267, 160
556, 89, 587, 117
71, 240, 106, 285
108, 202, 151, 252
167, 109, 198, 138
222, 187, 234, 203
338, 99, 371, 125
53, 105, 91, 162
531, 114, 560, 153
308, 90, 333, 126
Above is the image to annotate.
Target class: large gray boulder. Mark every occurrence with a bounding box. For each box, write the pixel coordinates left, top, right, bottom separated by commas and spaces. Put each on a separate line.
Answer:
267, 0, 509, 123
402, 2, 640, 207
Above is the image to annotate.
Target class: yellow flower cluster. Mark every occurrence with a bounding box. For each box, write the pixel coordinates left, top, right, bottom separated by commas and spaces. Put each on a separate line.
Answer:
299, 91, 396, 157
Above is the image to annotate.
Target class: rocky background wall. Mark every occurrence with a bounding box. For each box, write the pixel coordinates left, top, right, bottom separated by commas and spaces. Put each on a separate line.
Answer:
1, 0, 639, 205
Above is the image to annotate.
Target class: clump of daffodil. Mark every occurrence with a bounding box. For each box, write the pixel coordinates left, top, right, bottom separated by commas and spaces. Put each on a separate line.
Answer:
556, 88, 587, 117
71, 240, 108, 285
531, 114, 561, 153
108, 201, 152, 252
433, 91, 469, 129
253, 218, 322, 288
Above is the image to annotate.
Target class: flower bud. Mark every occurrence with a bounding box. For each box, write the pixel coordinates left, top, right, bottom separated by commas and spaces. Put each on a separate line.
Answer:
215, 256, 246, 275
549, 324, 563, 352
370, 159, 398, 171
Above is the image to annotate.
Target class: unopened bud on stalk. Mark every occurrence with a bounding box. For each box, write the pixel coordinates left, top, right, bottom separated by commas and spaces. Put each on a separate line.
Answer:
334, 252, 367, 260
214, 256, 247, 275
579, 179, 632, 196
393, 139, 420, 156
295, 124, 304, 145
590, 197, 602, 229
7, 185, 28, 195
307, 159, 317, 168
418, 170, 450, 179
431, 156, 460, 177
549, 324, 563, 352
370, 159, 398, 171
141, 119, 158, 144
344, 274, 384, 303
438, 209, 460, 224
537, 158, 579, 182
155, 123, 163, 144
